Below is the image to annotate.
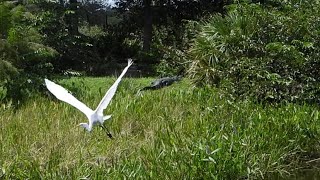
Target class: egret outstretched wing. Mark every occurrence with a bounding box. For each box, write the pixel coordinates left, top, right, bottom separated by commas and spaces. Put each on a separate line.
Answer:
95, 59, 133, 114
45, 79, 93, 117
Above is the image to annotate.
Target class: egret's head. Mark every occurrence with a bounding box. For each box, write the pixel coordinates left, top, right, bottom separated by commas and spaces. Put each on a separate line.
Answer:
79, 123, 91, 131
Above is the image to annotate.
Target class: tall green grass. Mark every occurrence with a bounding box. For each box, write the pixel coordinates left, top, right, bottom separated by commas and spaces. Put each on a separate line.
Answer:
0, 77, 320, 179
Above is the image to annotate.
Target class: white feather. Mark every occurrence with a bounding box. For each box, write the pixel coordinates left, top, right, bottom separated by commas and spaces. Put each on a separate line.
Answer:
45, 59, 133, 132
45, 79, 93, 118
95, 59, 133, 115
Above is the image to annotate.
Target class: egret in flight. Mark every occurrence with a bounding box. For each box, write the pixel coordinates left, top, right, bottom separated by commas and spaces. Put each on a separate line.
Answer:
45, 59, 133, 138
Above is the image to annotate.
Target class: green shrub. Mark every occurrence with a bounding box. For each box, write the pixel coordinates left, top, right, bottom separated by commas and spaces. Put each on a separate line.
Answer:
155, 47, 187, 76
0, 1, 58, 105
154, 21, 199, 76
188, 2, 320, 103
0, 2, 12, 38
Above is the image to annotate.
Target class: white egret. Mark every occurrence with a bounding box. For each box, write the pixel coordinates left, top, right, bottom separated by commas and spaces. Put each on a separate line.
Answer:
45, 59, 133, 138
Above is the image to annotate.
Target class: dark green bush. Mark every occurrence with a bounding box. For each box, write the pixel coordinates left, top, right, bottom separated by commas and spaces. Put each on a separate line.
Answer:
0, 1, 58, 105
154, 21, 199, 76
188, 2, 320, 103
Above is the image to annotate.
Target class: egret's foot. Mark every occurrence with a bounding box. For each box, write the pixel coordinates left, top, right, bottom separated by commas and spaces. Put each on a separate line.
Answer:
107, 132, 113, 139
101, 124, 113, 139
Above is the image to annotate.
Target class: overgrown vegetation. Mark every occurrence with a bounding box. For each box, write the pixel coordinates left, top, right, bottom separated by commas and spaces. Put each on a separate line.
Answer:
188, 2, 320, 103
1, 77, 320, 179
1, 0, 320, 178
0, 1, 57, 104
0, 0, 227, 103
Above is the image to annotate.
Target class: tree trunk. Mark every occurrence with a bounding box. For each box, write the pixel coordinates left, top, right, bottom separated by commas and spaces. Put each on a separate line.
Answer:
104, 11, 108, 31
67, 0, 79, 35
143, 0, 152, 53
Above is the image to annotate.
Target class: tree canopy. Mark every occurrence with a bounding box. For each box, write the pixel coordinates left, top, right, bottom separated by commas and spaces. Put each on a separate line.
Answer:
1, 0, 320, 104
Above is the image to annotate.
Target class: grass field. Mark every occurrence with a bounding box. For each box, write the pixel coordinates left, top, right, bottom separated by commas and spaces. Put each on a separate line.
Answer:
1, 77, 320, 179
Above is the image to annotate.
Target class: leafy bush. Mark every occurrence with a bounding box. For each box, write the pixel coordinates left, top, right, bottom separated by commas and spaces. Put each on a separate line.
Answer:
155, 46, 187, 76
154, 21, 199, 76
188, 2, 320, 103
31, 2, 94, 72
0, 1, 58, 105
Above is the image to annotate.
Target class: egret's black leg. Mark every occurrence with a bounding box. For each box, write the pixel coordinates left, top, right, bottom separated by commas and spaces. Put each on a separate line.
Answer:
101, 124, 113, 139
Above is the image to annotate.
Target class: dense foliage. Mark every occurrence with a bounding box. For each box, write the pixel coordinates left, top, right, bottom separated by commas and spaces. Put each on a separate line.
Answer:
1, 0, 320, 104
188, 2, 320, 103
0, 0, 227, 104
0, 1, 57, 104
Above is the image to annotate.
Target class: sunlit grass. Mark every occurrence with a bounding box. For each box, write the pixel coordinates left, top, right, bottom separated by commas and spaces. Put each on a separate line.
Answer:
1, 77, 320, 179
